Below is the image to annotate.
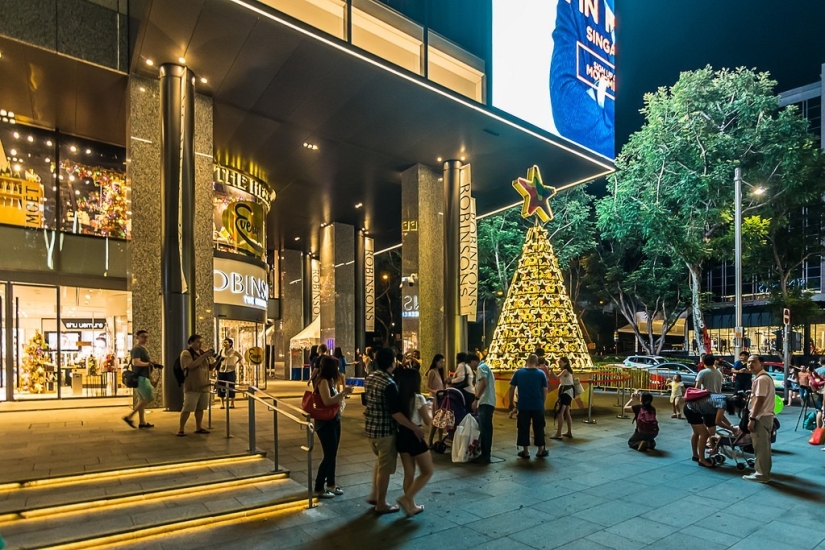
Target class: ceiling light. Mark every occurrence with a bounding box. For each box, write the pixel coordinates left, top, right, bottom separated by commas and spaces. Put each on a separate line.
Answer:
85, 149, 91, 154
200, 77, 207, 84
294, 237, 301, 241
70, 145, 77, 152
9, 149, 16, 156
12, 164, 21, 172
45, 158, 50, 163
27, 135, 33, 142
139, 86, 146, 93
12, 132, 19, 139
0, 110, 5, 116
145, 58, 154, 66
460, 156, 466, 161
437, 156, 443, 162
303, 142, 319, 150
355, 203, 363, 209
438, 177, 443, 182
75, 190, 80, 195
178, 57, 186, 64
46, 140, 53, 146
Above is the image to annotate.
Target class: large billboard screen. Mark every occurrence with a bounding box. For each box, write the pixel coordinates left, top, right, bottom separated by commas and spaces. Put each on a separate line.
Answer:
492, 0, 615, 159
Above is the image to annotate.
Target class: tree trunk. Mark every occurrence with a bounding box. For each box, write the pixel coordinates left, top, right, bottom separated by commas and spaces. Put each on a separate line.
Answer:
688, 265, 705, 355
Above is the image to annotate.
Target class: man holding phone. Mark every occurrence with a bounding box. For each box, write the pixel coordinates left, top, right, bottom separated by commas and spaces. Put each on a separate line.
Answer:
177, 334, 216, 437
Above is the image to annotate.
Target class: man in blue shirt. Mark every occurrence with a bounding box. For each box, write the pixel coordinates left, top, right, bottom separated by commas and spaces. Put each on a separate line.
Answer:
508, 354, 549, 459
472, 355, 497, 465
732, 351, 752, 393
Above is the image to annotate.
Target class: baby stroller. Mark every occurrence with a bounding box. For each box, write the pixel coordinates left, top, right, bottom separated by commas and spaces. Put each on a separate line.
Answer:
430, 388, 470, 454
708, 419, 780, 471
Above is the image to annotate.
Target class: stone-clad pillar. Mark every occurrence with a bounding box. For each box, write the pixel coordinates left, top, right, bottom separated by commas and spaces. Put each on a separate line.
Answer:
279, 249, 304, 373
443, 160, 466, 366
320, 223, 355, 358
128, 69, 213, 411
401, 164, 444, 371
355, 229, 366, 356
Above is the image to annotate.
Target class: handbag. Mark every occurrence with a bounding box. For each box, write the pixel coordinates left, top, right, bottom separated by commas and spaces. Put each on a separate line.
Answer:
432, 396, 456, 430
301, 387, 340, 421
684, 387, 710, 401
809, 427, 825, 446
574, 378, 585, 396
121, 360, 139, 389
451, 364, 472, 391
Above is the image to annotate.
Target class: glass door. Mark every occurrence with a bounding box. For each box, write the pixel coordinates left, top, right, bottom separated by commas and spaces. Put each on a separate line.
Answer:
217, 319, 267, 390
9, 284, 59, 400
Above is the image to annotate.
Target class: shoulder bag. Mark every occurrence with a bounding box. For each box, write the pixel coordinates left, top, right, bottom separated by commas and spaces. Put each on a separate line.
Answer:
121, 359, 139, 389
301, 381, 340, 421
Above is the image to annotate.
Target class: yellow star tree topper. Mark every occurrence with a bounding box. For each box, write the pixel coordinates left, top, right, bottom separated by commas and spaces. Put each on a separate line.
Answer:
512, 165, 557, 223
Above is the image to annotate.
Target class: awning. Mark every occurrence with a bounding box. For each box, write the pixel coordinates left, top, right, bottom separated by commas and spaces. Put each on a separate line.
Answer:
617, 312, 685, 336
289, 317, 321, 350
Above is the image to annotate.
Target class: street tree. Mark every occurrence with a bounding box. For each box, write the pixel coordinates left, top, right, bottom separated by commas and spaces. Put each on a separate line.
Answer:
601, 66, 824, 353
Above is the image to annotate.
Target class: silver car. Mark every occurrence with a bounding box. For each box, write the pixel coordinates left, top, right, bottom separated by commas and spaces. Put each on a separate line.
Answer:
623, 355, 668, 368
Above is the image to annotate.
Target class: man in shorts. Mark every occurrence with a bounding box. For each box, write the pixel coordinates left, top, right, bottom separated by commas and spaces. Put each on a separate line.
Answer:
364, 348, 423, 514
123, 330, 158, 429
177, 335, 215, 437
743, 355, 775, 483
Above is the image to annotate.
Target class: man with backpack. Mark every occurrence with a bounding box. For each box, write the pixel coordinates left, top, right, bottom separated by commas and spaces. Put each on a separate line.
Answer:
176, 335, 216, 437
123, 330, 159, 429
624, 391, 659, 451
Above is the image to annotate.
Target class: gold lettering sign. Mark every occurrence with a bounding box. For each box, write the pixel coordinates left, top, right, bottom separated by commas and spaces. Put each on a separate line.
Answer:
214, 165, 272, 205
246, 346, 264, 365
221, 200, 265, 256
0, 175, 43, 229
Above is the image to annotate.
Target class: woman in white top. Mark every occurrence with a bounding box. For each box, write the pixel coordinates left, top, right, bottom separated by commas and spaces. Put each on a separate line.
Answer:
395, 368, 433, 517
217, 338, 243, 409
550, 356, 576, 440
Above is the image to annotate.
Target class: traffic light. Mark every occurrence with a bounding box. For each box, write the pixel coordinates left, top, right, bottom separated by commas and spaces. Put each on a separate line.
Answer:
783, 308, 790, 326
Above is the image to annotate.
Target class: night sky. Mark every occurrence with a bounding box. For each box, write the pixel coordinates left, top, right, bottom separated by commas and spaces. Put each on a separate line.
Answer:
618, 0, 825, 146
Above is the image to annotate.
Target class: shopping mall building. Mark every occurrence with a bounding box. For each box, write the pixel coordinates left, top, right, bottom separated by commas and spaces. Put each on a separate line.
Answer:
0, 0, 614, 404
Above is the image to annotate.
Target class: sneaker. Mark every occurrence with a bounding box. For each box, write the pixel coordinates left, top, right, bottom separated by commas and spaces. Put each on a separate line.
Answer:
742, 473, 770, 484
315, 490, 335, 499
326, 486, 344, 495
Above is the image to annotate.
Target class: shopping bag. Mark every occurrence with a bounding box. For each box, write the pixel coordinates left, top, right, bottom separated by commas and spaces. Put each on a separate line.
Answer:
809, 427, 825, 446
451, 414, 481, 463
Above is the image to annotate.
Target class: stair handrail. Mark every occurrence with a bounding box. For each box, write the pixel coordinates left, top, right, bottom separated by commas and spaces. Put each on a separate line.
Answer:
247, 385, 315, 509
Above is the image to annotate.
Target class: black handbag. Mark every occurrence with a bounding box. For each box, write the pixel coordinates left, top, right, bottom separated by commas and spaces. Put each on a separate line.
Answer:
121, 360, 139, 388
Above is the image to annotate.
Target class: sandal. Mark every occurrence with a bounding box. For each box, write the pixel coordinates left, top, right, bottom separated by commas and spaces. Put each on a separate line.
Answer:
123, 417, 136, 429
698, 460, 716, 469
517, 451, 530, 459
176, 432, 186, 437
374, 505, 400, 515
671, 414, 678, 418
563, 433, 573, 438
194, 429, 211, 434
536, 450, 549, 458
549, 436, 563, 440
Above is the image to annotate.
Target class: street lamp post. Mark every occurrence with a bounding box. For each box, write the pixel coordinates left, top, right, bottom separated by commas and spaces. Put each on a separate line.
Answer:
734, 167, 743, 360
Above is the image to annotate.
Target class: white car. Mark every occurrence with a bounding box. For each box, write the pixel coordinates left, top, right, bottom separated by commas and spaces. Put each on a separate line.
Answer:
623, 355, 668, 368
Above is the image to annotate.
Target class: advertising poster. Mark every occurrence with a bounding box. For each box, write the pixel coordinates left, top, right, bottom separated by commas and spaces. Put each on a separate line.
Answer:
492, 0, 616, 159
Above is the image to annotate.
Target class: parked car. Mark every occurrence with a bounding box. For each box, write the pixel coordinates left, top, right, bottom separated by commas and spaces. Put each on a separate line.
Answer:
623, 355, 668, 368
644, 362, 699, 388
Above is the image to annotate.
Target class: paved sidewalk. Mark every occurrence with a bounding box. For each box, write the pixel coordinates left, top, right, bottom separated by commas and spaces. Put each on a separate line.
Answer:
0, 393, 822, 549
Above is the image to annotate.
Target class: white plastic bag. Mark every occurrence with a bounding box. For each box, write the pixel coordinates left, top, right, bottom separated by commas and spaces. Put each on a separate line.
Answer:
451, 414, 481, 463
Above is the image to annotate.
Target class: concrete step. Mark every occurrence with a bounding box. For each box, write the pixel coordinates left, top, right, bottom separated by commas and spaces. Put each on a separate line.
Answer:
2, 473, 312, 550
0, 453, 272, 516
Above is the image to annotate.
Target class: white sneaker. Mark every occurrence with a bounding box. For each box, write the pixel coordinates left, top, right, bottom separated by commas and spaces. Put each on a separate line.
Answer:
742, 473, 770, 483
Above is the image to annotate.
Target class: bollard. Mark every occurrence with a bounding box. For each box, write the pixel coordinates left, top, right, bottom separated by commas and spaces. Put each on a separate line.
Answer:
248, 391, 256, 453
583, 380, 596, 424
306, 415, 314, 508
272, 398, 279, 473
616, 387, 629, 419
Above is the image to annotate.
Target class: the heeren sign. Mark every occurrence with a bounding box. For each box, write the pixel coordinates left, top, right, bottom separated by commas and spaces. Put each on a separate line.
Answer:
213, 257, 269, 310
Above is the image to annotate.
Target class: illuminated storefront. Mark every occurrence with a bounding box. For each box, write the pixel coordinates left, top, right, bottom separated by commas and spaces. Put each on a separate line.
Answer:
212, 165, 276, 388
0, 122, 131, 400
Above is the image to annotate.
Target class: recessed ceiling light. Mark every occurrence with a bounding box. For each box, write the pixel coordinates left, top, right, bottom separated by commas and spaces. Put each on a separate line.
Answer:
437, 156, 443, 162
355, 203, 363, 209
200, 77, 207, 84
294, 237, 301, 241
12, 132, 19, 139
85, 149, 91, 155
139, 86, 146, 93
460, 156, 466, 161
26, 135, 33, 142
145, 58, 154, 66
178, 57, 186, 64
0, 110, 5, 116
303, 142, 319, 150
45, 157, 50, 163
46, 140, 53, 147
9, 149, 16, 156
70, 145, 77, 152
12, 164, 21, 172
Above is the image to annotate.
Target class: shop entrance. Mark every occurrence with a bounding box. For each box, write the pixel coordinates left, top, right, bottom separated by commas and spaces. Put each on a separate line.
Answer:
1, 282, 130, 401
216, 319, 267, 390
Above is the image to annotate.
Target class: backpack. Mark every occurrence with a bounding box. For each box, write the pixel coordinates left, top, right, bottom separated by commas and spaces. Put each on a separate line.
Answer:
172, 348, 194, 387
803, 411, 816, 431
634, 407, 659, 435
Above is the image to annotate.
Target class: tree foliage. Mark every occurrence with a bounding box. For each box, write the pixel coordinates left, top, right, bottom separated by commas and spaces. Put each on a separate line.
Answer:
602, 66, 824, 353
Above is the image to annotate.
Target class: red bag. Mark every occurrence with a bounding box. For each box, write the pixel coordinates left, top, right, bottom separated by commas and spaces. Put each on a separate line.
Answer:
809, 427, 825, 446
301, 389, 339, 421
684, 387, 710, 401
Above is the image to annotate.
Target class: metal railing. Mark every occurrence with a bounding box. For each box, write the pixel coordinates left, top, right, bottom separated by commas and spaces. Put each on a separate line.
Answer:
206, 380, 316, 509
247, 385, 315, 509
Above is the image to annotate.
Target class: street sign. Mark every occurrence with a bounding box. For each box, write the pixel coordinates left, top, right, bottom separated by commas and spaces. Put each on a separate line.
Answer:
783, 308, 790, 326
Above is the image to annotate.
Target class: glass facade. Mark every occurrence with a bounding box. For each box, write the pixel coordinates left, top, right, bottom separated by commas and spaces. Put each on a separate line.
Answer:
0, 284, 131, 400
216, 319, 267, 389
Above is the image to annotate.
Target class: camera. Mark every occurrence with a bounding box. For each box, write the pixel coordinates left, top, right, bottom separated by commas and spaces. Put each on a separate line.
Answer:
400, 273, 418, 288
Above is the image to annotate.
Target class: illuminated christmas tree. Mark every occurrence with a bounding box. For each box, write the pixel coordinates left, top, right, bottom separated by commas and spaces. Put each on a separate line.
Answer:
21, 331, 51, 393
486, 166, 593, 371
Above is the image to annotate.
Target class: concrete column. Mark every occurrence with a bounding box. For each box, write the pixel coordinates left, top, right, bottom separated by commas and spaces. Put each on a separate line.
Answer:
401, 164, 444, 370
129, 69, 212, 411
279, 249, 304, 373
443, 160, 466, 366
355, 229, 366, 356
319, 223, 355, 359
